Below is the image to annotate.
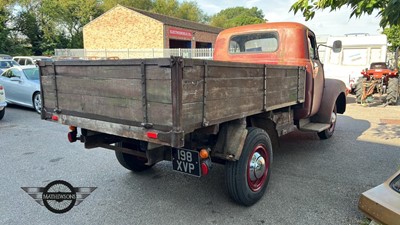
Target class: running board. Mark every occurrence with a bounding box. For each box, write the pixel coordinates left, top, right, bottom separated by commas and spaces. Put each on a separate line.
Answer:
298, 122, 330, 132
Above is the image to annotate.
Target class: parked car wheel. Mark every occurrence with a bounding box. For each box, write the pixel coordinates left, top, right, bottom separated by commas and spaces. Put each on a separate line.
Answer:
387, 77, 399, 105
115, 142, 154, 172
317, 105, 337, 140
225, 127, 273, 206
0, 108, 4, 120
33, 92, 41, 114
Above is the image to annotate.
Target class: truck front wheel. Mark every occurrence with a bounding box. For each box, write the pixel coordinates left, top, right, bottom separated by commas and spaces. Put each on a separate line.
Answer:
317, 106, 337, 140
115, 142, 153, 172
225, 127, 273, 206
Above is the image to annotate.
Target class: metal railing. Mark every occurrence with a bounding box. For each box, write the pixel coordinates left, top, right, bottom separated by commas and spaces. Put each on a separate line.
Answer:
54, 48, 214, 60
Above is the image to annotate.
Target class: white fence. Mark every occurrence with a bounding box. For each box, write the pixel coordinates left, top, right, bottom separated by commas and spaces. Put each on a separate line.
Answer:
54, 48, 214, 60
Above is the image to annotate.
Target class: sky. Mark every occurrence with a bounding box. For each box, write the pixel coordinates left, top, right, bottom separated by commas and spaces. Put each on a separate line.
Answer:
194, 0, 382, 37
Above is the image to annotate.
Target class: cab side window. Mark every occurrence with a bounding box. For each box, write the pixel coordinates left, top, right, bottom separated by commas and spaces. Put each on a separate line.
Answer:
308, 35, 318, 60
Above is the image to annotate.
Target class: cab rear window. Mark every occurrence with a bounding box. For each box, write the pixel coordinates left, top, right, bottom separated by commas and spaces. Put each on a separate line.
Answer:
229, 32, 278, 54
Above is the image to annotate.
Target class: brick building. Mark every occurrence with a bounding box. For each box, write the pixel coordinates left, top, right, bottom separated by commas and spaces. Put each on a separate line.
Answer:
83, 5, 222, 51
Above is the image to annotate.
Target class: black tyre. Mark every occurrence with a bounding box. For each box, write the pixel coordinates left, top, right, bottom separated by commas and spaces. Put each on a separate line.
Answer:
225, 127, 273, 206
115, 142, 153, 172
317, 105, 337, 140
0, 108, 4, 120
355, 78, 366, 103
387, 77, 399, 105
33, 92, 41, 114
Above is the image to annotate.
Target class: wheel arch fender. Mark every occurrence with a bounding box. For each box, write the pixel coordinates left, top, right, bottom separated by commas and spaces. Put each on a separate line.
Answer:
213, 119, 248, 161
311, 79, 347, 124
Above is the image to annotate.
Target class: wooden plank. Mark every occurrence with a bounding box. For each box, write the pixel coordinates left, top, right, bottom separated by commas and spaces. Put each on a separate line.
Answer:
182, 102, 203, 129
52, 65, 142, 79
207, 66, 264, 78
55, 93, 143, 122
42, 76, 141, 99
206, 78, 263, 100
146, 65, 171, 80
147, 102, 173, 127
182, 78, 204, 103
147, 79, 171, 103
181, 65, 204, 103
182, 66, 204, 80
205, 95, 264, 122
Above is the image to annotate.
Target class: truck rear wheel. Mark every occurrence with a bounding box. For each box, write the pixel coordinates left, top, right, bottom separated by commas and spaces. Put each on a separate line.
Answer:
387, 77, 399, 105
115, 142, 153, 172
355, 78, 366, 103
225, 127, 273, 206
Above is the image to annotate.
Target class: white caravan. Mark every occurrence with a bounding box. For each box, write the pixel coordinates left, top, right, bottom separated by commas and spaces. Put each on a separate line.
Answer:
320, 34, 387, 91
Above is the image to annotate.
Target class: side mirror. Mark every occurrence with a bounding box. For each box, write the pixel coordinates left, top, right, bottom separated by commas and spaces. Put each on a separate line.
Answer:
332, 40, 342, 53
10, 77, 21, 82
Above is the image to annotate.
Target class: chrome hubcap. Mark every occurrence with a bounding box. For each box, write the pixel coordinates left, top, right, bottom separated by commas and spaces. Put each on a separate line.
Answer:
249, 152, 266, 182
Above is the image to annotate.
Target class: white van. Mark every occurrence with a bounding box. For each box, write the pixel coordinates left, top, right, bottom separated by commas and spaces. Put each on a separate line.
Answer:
320, 34, 387, 91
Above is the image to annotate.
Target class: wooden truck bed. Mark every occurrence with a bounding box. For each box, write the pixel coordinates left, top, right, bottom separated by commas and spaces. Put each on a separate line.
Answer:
39, 57, 306, 147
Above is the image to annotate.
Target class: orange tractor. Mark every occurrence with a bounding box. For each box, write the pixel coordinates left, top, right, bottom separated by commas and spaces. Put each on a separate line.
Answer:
355, 48, 399, 105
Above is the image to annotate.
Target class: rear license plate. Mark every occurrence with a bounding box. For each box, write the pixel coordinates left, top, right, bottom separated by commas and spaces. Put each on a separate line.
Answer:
172, 148, 200, 177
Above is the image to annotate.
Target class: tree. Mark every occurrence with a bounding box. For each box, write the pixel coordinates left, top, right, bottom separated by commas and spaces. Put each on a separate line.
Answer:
383, 25, 400, 51
210, 7, 266, 29
101, 0, 153, 11
151, 0, 205, 22
176, 1, 203, 22
290, 0, 400, 28
41, 0, 103, 48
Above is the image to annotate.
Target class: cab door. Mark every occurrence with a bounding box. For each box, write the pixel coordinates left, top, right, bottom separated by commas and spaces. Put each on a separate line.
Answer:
307, 32, 324, 116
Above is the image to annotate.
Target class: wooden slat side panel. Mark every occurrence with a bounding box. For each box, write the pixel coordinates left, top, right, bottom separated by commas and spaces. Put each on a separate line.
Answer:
147, 79, 171, 103
207, 66, 264, 78
55, 65, 142, 79
205, 96, 264, 122
182, 102, 203, 130
265, 68, 302, 107
42, 76, 141, 99
55, 93, 143, 121
41, 63, 174, 128
148, 102, 173, 127
202, 65, 264, 124
182, 66, 204, 103
206, 78, 264, 100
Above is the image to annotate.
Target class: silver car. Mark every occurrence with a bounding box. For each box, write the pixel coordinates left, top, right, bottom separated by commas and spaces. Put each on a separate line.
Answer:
0, 66, 41, 113
0, 83, 6, 120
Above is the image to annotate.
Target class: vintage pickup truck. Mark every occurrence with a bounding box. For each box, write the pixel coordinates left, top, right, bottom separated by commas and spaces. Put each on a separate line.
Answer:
39, 22, 346, 206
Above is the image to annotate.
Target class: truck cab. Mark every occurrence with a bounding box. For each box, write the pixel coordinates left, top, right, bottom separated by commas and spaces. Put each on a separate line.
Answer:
213, 22, 346, 128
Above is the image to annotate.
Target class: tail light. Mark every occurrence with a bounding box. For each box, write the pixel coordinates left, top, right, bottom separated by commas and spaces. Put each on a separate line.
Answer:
146, 132, 158, 139
67, 126, 78, 143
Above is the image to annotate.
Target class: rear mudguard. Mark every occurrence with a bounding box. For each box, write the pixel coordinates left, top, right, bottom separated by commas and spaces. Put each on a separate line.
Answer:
311, 79, 347, 124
